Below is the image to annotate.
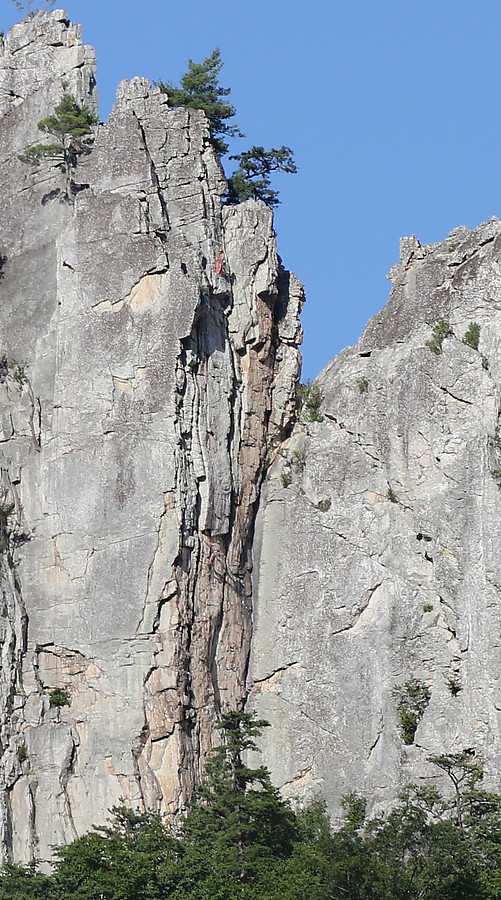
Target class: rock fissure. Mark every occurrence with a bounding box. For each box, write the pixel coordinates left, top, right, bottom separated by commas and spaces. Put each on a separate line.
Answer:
439, 385, 474, 406
251, 662, 302, 686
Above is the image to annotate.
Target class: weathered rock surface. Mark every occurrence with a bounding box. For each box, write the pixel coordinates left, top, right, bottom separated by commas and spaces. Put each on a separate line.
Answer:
0, 11, 302, 861
250, 219, 501, 821
3, 5, 501, 868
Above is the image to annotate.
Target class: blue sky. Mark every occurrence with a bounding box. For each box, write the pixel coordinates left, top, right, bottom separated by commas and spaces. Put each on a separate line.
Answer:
2, 0, 500, 380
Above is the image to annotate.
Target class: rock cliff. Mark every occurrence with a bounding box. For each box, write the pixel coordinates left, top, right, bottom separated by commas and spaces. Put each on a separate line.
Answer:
250, 220, 501, 822
0, 10, 302, 861
2, 6, 501, 868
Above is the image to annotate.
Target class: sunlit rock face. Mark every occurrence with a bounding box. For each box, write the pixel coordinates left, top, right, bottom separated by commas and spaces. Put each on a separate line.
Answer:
0, 11, 302, 862
250, 220, 501, 821
2, 5, 501, 870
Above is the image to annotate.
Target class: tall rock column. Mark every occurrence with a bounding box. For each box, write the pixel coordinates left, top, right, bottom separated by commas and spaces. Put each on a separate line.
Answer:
0, 13, 303, 861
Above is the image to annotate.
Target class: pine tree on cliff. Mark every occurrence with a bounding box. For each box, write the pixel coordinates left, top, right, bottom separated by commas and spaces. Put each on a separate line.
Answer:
157, 48, 241, 155
225, 145, 297, 209
18, 94, 98, 195
158, 50, 297, 207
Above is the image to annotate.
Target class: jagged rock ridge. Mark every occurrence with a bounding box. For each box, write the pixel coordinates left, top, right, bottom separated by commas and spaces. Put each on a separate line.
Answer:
0, 11, 302, 862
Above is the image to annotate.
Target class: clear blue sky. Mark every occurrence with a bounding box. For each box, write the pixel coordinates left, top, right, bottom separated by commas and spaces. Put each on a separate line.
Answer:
2, 0, 500, 380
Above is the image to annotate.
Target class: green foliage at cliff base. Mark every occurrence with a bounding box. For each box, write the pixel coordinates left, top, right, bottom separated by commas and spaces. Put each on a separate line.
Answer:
3, 711, 501, 899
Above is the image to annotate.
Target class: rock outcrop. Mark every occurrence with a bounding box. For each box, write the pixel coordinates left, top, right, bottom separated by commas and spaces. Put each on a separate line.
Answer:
2, 5, 501, 869
250, 220, 501, 821
0, 11, 302, 861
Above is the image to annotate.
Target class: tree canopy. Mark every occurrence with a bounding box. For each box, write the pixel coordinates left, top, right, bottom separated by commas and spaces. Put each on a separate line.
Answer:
157, 48, 241, 155
18, 94, 98, 198
3, 716, 501, 899
19, 94, 97, 168
180, 711, 297, 889
158, 50, 297, 207
225, 146, 297, 209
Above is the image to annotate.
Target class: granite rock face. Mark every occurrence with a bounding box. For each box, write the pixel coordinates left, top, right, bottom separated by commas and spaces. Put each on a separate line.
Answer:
250, 220, 501, 821
2, 5, 501, 868
0, 11, 302, 861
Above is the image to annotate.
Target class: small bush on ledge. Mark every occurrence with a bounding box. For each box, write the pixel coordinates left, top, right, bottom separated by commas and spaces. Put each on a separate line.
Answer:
292, 449, 306, 475
49, 687, 71, 709
297, 380, 324, 423
17, 743, 28, 763
462, 322, 480, 351
392, 677, 431, 745
446, 675, 461, 696
425, 318, 451, 354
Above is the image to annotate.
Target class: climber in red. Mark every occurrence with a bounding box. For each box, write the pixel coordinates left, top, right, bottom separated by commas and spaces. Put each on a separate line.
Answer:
203, 534, 223, 569
214, 248, 225, 276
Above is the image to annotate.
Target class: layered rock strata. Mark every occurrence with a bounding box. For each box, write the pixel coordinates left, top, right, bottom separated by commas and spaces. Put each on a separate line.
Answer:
250, 219, 501, 820
0, 11, 302, 861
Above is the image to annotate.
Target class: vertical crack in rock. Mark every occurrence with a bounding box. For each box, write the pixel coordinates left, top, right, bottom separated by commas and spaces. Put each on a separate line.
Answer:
136, 236, 303, 809
0, 372, 37, 859
59, 733, 78, 841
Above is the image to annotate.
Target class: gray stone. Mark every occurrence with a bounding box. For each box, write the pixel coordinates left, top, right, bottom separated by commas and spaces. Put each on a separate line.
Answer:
250, 218, 501, 822
0, 11, 302, 861
3, 6, 500, 865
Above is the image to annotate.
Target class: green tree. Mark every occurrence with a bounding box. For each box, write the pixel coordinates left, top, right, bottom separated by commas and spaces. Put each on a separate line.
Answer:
297, 380, 324, 423
340, 792, 367, 832
427, 752, 483, 829
158, 51, 297, 207
465, 790, 501, 898
392, 677, 431, 744
463, 321, 481, 351
158, 48, 241, 154
360, 785, 484, 900
19, 94, 98, 195
178, 710, 298, 891
253, 802, 336, 900
51, 806, 181, 900
48, 687, 71, 708
425, 317, 451, 354
225, 146, 297, 208
5, 755, 501, 899
0, 863, 54, 900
